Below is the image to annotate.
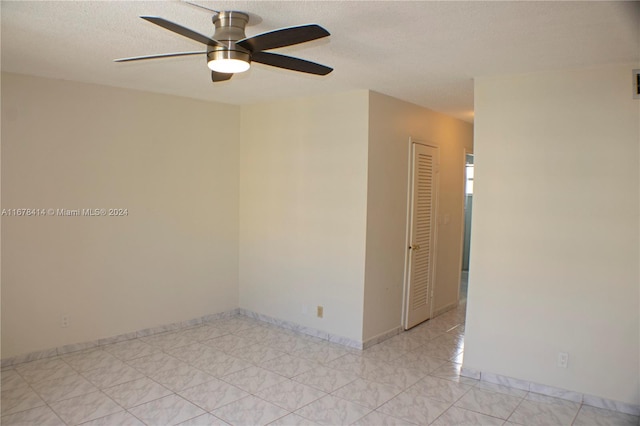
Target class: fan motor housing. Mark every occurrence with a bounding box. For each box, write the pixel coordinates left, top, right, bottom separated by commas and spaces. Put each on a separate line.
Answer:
208, 11, 251, 69
212, 11, 249, 42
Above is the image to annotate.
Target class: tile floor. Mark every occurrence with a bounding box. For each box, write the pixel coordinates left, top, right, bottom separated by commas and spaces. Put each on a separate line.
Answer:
1, 302, 638, 425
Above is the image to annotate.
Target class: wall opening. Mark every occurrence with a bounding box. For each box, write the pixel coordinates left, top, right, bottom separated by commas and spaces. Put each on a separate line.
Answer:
460, 153, 474, 303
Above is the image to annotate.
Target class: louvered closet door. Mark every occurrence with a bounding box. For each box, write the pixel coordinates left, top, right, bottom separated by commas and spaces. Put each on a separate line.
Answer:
405, 143, 439, 329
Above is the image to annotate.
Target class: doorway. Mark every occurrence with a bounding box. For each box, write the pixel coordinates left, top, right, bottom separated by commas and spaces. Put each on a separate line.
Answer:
460, 153, 474, 303
403, 142, 439, 329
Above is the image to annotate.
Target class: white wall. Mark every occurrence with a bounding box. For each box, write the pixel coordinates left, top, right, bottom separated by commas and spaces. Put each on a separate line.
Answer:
1, 73, 240, 358
465, 64, 640, 405
363, 92, 473, 341
239, 91, 370, 342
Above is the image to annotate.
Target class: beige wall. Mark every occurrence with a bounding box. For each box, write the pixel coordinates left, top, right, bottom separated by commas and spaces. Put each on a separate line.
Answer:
363, 92, 473, 341
465, 64, 640, 405
1, 76, 472, 356
238, 91, 370, 342
1, 73, 240, 358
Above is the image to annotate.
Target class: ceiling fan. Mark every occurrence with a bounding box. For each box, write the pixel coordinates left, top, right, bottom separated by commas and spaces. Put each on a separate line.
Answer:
115, 6, 333, 82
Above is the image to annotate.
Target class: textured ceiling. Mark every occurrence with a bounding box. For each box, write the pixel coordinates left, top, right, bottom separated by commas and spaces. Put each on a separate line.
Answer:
2, 1, 639, 122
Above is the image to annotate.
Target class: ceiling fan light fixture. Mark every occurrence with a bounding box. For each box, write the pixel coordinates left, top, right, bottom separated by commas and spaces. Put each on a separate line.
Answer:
207, 49, 250, 73
118, 12, 333, 81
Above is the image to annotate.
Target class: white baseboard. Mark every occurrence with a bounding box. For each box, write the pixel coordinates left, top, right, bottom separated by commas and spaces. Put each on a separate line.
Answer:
238, 308, 364, 349
1, 309, 239, 368
460, 367, 640, 416
362, 326, 403, 349
1, 307, 374, 367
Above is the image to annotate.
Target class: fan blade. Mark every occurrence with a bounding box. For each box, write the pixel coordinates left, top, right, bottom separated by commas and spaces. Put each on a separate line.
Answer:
252, 51, 332, 75
141, 16, 223, 47
211, 71, 233, 82
237, 24, 329, 52
114, 51, 206, 62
